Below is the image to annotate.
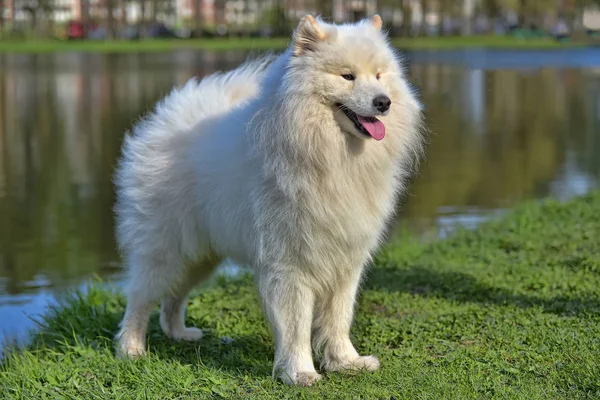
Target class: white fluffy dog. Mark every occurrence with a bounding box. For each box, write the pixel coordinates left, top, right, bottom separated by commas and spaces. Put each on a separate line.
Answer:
114, 14, 425, 386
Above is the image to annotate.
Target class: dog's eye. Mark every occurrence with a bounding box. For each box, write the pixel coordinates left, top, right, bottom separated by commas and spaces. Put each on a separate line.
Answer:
376, 73, 382, 80
341, 74, 355, 81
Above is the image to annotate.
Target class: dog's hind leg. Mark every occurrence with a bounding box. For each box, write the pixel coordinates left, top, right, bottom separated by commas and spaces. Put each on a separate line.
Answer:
160, 256, 220, 341
116, 253, 182, 358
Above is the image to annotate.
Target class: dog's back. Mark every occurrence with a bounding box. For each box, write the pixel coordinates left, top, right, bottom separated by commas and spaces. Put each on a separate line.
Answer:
114, 55, 274, 258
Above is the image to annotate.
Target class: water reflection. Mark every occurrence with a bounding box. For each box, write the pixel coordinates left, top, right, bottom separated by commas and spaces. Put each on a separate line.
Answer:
403, 62, 600, 237
1, 49, 600, 344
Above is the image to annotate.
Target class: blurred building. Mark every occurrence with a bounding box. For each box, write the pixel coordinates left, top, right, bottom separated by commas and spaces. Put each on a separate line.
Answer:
1, 0, 379, 26
2, 0, 600, 34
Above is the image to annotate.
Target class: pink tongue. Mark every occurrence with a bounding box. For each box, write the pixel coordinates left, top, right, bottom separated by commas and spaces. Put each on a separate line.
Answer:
357, 116, 385, 141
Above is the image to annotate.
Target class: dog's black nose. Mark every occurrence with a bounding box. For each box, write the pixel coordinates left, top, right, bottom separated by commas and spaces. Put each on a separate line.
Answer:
373, 95, 391, 113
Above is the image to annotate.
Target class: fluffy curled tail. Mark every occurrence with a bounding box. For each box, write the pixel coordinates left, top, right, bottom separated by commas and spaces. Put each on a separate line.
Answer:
128, 52, 277, 142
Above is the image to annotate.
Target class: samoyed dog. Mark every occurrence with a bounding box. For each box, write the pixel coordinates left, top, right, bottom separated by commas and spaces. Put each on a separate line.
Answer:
115, 15, 425, 386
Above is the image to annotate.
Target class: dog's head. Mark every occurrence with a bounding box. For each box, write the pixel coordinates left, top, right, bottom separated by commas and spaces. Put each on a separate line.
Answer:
287, 15, 403, 141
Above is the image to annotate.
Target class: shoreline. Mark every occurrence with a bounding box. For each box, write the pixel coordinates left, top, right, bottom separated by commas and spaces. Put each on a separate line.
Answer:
0, 36, 590, 55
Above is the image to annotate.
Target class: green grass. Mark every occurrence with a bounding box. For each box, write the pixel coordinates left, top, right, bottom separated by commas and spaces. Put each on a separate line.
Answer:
2, 193, 600, 399
0, 35, 587, 54
395, 35, 585, 50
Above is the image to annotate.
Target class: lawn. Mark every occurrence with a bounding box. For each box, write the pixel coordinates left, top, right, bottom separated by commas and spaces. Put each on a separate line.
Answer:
0, 35, 586, 54
1, 192, 599, 399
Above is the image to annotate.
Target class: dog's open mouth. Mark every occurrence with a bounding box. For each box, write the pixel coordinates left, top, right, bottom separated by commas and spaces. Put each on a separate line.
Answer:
336, 103, 385, 141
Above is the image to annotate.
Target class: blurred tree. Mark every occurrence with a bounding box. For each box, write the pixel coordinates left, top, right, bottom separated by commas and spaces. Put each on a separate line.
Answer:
19, 0, 54, 36
271, 0, 288, 36
578, 0, 600, 6
106, 0, 115, 38
139, 0, 146, 35
439, 0, 449, 36
319, 0, 333, 20
439, 0, 463, 36
401, 0, 413, 36
193, 0, 201, 33
119, 0, 127, 33
80, 0, 90, 34
518, 0, 526, 26
481, 0, 502, 32
518, 0, 559, 28
419, 0, 430, 36
149, 0, 157, 24
376, 0, 394, 36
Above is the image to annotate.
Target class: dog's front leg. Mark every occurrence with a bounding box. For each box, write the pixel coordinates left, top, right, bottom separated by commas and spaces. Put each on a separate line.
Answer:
313, 266, 380, 373
257, 269, 321, 386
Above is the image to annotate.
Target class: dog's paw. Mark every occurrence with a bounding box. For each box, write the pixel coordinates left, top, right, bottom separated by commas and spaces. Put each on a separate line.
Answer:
295, 371, 323, 386
280, 371, 323, 386
350, 355, 380, 371
169, 327, 204, 342
116, 337, 147, 359
323, 355, 380, 373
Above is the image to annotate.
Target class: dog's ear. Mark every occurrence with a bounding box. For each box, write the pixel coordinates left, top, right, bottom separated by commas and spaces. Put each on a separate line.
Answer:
293, 15, 327, 56
370, 15, 383, 31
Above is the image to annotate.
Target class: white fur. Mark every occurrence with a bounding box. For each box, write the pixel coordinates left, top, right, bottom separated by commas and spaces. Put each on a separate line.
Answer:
114, 15, 425, 386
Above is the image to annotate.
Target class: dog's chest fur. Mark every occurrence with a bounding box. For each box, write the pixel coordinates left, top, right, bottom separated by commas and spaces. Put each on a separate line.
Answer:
256, 141, 400, 276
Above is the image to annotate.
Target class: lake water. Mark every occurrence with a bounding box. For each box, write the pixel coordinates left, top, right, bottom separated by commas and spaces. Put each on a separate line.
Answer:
1, 47, 600, 346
